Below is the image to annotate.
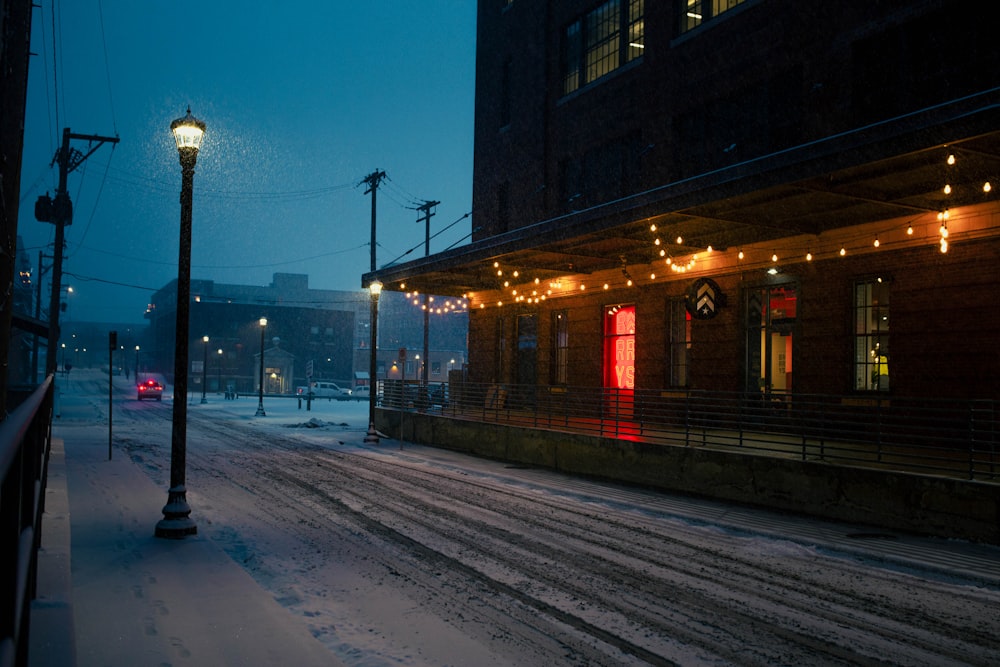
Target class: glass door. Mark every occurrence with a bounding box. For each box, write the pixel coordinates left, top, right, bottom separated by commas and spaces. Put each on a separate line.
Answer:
745, 284, 796, 398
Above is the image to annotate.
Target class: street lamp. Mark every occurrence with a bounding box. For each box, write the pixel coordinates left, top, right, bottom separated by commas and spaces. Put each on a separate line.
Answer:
200, 335, 209, 404
217, 348, 223, 395
255, 317, 267, 416
364, 279, 383, 444
135, 345, 140, 381
156, 107, 205, 539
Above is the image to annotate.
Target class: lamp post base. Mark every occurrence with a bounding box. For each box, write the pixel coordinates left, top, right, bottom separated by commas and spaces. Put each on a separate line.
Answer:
363, 422, 380, 444
155, 485, 197, 539
255, 404, 266, 416
200, 396, 208, 404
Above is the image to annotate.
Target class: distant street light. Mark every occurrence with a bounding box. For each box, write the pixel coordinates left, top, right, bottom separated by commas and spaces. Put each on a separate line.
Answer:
256, 317, 267, 416
217, 348, 223, 394
135, 345, 140, 381
156, 107, 205, 539
201, 336, 209, 404
364, 279, 382, 444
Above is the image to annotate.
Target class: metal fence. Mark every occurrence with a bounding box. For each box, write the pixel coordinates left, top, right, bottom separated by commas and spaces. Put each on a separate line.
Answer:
382, 380, 999, 483
1, 377, 54, 667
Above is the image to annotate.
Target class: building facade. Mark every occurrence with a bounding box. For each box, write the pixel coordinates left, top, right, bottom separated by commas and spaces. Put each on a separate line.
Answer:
145, 272, 468, 395
366, 0, 1000, 406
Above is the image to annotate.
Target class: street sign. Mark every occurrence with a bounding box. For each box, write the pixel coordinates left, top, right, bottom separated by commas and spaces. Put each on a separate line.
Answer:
399, 347, 407, 360
306, 359, 314, 377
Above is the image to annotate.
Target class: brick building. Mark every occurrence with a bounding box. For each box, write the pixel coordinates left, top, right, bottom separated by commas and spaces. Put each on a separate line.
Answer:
366, 0, 1000, 404
145, 272, 468, 395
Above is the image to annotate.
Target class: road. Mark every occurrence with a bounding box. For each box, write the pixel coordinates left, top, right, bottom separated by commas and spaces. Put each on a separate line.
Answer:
72, 371, 1000, 665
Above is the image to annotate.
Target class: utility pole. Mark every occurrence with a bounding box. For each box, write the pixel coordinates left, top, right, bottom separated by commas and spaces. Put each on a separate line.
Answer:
35, 128, 119, 378
362, 170, 386, 273
416, 200, 439, 387
31, 251, 54, 382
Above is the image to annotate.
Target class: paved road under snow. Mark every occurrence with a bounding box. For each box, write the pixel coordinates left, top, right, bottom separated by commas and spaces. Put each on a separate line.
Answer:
76, 372, 1000, 666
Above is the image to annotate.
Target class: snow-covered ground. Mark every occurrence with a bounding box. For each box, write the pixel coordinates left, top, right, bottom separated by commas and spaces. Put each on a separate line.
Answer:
58, 370, 1000, 665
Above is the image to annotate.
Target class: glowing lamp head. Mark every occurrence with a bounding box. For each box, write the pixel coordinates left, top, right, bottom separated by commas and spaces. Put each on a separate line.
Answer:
259, 317, 267, 328
171, 107, 206, 152
368, 279, 383, 297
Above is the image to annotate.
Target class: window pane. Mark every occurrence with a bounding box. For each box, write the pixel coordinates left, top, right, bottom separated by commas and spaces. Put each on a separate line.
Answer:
854, 279, 890, 392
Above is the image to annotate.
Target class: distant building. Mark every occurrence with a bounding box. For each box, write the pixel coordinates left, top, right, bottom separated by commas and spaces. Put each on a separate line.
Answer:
369, 1, 1000, 402
145, 273, 467, 395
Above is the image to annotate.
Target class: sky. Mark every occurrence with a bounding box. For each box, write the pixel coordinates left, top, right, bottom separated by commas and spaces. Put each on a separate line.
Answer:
16, 1, 478, 324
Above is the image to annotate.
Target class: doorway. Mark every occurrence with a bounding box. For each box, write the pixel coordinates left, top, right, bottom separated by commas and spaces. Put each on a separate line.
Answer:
745, 284, 797, 397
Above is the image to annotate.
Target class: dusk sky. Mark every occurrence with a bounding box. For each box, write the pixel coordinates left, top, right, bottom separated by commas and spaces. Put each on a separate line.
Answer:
16, 1, 477, 323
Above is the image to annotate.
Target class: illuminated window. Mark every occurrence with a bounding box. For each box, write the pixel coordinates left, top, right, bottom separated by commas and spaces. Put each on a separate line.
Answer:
678, 0, 748, 35
603, 304, 636, 390
551, 310, 569, 384
854, 279, 890, 392
667, 298, 691, 387
563, 0, 644, 95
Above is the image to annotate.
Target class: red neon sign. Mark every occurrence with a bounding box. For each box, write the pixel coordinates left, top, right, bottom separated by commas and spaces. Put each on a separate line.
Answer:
604, 305, 635, 390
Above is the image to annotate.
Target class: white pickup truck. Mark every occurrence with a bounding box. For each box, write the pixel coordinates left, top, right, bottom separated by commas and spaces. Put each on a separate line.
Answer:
295, 381, 352, 400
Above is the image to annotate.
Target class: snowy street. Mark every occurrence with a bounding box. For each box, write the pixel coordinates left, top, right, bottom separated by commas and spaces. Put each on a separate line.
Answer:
59, 370, 1000, 666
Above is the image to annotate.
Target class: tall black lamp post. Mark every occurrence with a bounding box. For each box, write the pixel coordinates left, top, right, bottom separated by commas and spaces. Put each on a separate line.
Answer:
134, 345, 140, 381
364, 279, 382, 444
255, 317, 267, 416
156, 107, 204, 539
200, 335, 209, 404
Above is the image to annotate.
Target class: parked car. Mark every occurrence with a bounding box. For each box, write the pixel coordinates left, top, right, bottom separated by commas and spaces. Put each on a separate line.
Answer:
137, 378, 163, 401
352, 385, 370, 401
295, 381, 352, 400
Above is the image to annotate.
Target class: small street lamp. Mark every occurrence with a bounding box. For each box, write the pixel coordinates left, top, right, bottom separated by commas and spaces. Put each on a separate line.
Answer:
200, 335, 209, 404
156, 107, 205, 539
255, 317, 267, 416
134, 345, 140, 381
217, 348, 223, 394
364, 279, 382, 444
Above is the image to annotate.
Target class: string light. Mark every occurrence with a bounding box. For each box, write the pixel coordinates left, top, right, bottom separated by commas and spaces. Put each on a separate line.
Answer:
806, 251, 813, 261
839, 247, 847, 256
873, 235, 880, 248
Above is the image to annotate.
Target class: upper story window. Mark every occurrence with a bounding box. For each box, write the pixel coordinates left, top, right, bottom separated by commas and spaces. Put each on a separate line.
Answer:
678, 0, 748, 35
563, 0, 644, 96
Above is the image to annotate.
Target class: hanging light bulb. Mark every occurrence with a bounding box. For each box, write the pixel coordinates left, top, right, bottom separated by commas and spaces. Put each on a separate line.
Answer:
947, 154, 956, 165
737, 249, 744, 260
771, 253, 778, 262
676, 235, 683, 244
907, 224, 914, 235
939, 222, 949, 238
840, 247, 847, 256
943, 183, 952, 195
940, 237, 949, 253
873, 235, 880, 248
984, 181, 992, 193
806, 251, 813, 261
650, 223, 657, 232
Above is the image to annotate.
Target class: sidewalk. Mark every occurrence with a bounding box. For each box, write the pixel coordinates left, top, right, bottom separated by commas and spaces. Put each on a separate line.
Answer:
30, 425, 342, 666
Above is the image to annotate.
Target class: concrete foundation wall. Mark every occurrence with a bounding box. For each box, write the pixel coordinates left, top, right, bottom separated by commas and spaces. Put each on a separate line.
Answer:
378, 409, 1000, 545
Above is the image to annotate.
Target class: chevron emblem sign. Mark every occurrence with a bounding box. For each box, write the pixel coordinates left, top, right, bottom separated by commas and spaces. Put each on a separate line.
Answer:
686, 277, 726, 320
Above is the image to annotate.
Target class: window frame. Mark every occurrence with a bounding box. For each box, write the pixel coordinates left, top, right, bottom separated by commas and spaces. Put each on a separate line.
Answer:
853, 277, 891, 393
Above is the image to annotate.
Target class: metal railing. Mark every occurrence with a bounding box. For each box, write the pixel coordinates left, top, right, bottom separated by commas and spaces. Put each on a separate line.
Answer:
383, 381, 999, 483
1, 377, 54, 667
